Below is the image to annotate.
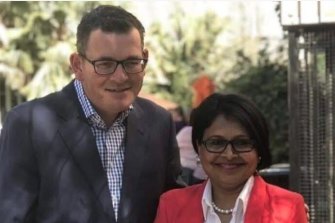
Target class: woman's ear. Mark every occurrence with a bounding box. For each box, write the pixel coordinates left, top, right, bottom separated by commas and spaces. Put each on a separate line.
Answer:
70, 53, 84, 81
195, 141, 202, 154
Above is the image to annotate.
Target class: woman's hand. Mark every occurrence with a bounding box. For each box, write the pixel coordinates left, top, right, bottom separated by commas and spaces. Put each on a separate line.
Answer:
304, 203, 310, 222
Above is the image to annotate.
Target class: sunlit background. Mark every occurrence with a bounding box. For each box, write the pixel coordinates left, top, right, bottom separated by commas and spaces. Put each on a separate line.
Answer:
1, 0, 335, 168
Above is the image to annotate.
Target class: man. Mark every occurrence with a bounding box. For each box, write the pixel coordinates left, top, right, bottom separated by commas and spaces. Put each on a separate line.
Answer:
0, 5, 183, 223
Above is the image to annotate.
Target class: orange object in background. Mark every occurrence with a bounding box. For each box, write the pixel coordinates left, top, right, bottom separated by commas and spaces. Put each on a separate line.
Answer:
192, 75, 215, 108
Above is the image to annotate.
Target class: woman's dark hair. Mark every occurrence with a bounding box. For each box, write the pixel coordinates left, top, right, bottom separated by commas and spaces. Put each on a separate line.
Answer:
190, 93, 271, 169
76, 5, 145, 55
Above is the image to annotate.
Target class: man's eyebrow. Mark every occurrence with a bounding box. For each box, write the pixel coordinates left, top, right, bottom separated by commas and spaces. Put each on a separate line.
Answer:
126, 56, 143, 60
94, 55, 143, 61
93, 56, 116, 61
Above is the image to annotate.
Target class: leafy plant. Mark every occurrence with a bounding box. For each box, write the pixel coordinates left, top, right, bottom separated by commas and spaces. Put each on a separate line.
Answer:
225, 44, 289, 163
145, 5, 230, 109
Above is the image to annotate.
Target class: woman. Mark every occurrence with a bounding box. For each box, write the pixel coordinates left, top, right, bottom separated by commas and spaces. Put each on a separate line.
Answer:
154, 93, 308, 223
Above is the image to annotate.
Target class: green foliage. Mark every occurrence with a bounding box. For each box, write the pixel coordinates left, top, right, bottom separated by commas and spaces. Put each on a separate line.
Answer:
224, 45, 289, 163
145, 6, 229, 109
0, 1, 118, 99
0, 2, 73, 97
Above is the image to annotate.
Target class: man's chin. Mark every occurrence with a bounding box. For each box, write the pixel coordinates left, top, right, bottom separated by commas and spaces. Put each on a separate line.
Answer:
103, 92, 136, 110
113, 98, 135, 111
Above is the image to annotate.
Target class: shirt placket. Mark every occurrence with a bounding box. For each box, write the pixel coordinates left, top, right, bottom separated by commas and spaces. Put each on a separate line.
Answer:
105, 124, 124, 220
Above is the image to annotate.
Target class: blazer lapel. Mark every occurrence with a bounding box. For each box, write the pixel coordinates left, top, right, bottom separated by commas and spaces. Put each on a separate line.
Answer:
56, 83, 115, 222
244, 175, 267, 223
118, 101, 147, 223
185, 182, 206, 223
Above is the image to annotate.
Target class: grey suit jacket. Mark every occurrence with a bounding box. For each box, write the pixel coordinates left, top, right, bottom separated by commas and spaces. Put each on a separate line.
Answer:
0, 81, 183, 223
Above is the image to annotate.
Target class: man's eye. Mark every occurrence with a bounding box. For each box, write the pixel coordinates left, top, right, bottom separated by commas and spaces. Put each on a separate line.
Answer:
125, 60, 141, 66
96, 61, 115, 68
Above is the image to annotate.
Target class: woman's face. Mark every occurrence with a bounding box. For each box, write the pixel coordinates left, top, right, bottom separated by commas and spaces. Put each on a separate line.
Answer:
198, 114, 258, 191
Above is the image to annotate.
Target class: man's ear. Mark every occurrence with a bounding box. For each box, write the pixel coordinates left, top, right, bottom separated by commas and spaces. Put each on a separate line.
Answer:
141, 49, 149, 76
143, 48, 149, 61
70, 53, 84, 80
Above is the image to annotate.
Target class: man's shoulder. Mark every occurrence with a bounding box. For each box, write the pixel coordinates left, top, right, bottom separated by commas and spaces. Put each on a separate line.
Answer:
10, 91, 57, 113
9, 81, 75, 116
135, 96, 170, 115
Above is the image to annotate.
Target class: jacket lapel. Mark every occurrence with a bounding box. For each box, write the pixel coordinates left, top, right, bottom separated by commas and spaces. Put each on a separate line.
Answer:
244, 175, 267, 223
118, 101, 147, 223
56, 83, 115, 222
186, 182, 206, 223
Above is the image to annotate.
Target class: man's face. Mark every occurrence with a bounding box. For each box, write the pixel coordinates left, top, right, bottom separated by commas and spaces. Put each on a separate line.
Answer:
72, 28, 148, 123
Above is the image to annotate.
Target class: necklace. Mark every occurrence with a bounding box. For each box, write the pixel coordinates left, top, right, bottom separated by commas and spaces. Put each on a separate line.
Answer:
211, 201, 234, 215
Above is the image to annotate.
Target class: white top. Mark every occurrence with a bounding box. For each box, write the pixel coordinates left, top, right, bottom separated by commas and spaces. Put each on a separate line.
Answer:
177, 126, 198, 169
176, 126, 207, 179
201, 176, 255, 223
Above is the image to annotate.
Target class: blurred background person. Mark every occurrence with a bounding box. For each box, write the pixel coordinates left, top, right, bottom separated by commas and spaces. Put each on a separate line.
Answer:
177, 125, 207, 185
169, 106, 188, 134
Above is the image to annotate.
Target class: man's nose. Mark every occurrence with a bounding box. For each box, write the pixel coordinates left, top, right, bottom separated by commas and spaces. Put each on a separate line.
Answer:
111, 64, 128, 82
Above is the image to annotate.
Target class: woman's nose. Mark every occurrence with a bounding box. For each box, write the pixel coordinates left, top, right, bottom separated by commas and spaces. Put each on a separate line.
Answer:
220, 144, 237, 159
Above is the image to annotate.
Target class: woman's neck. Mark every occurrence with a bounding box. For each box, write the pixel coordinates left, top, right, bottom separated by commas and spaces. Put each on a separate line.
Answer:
211, 181, 245, 210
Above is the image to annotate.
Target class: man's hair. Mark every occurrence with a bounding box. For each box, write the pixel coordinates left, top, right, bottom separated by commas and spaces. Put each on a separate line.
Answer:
76, 5, 145, 55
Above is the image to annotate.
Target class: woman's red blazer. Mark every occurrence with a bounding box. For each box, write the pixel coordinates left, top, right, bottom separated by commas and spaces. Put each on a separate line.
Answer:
154, 175, 307, 223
